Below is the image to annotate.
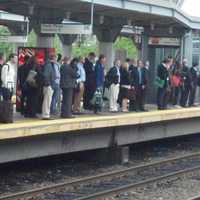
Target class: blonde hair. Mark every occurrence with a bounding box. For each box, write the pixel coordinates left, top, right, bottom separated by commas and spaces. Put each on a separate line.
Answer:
122, 62, 129, 70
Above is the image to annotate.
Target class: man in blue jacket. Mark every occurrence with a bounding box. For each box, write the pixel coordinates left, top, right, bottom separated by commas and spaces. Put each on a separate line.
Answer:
93, 54, 106, 113
95, 54, 106, 89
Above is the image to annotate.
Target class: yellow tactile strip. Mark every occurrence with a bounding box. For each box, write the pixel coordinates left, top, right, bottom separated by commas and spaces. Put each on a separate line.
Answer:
0, 108, 200, 140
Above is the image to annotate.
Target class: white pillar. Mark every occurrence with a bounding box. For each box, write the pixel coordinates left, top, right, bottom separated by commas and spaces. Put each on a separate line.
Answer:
37, 35, 54, 48
183, 31, 193, 67
62, 44, 72, 58
99, 42, 115, 71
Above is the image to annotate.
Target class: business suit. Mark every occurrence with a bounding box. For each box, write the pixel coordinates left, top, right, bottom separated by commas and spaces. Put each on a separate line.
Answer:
60, 63, 77, 118
180, 65, 191, 107
18, 63, 29, 115
189, 66, 198, 106
130, 66, 147, 111
83, 58, 96, 110
157, 63, 170, 110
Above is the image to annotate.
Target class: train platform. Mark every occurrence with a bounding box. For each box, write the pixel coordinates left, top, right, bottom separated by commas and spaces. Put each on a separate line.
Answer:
1, 107, 200, 163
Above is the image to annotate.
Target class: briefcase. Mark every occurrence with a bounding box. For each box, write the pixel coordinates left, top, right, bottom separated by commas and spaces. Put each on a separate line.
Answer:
0, 100, 14, 123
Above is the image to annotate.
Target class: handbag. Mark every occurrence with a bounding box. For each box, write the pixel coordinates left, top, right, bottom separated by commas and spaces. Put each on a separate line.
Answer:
128, 88, 136, 100
155, 76, 165, 88
91, 88, 103, 108
26, 70, 37, 87
171, 75, 181, 87
0, 90, 13, 123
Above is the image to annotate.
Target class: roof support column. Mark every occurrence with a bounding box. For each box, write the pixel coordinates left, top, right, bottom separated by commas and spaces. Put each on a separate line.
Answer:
95, 25, 122, 70
59, 35, 77, 58
99, 42, 115, 70
183, 30, 193, 67
140, 34, 149, 62
36, 34, 54, 48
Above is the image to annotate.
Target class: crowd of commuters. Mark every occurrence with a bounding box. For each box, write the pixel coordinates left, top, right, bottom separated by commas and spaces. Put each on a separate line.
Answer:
0, 51, 200, 122
156, 57, 200, 110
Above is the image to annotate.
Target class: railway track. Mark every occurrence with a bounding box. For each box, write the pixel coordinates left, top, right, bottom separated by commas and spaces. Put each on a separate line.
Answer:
2, 152, 200, 200
189, 195, 200, 200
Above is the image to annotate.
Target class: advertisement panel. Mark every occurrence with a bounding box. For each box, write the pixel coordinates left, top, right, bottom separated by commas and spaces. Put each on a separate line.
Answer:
148, 37, 180, 46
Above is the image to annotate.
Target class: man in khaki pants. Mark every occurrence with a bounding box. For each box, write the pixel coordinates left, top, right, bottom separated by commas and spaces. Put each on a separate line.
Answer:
42, 54, 58, 120
73, 57, 86, 114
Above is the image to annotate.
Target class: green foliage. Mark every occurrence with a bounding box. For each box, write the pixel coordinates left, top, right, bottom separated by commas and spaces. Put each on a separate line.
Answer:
72, 36, 98, 57
27, 30, 37, 47
54, 34, 62, 54
72, 43, 97, 57
0, 26, 15, 58
114, 36, 138, 59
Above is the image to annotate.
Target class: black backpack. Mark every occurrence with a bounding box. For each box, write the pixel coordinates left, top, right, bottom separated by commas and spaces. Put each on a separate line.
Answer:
0, 64, 2, 87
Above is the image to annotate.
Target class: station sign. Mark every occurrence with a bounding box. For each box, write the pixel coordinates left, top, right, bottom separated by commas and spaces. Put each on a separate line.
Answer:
41, 24, 92, 35
0, 35, 27, 43
148, 37, 180, 46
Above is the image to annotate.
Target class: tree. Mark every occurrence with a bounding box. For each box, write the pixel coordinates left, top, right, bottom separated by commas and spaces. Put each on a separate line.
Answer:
0, 26, 15, 58
114, 36, 138, 59
27, 30, 37, 47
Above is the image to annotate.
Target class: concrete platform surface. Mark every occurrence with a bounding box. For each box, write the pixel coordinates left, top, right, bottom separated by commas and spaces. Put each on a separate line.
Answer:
1, 107, 200, 141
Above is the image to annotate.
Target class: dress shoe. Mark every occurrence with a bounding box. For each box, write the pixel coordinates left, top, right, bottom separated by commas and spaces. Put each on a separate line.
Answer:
42, 117, 55, 120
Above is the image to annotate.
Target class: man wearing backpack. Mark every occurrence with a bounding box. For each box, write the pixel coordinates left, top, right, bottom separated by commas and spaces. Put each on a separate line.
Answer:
1, 53, 18, 101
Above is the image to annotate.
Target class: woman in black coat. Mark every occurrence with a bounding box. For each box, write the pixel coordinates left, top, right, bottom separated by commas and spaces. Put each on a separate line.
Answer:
60, 57, 78, 118
24, 56, 41, 118
119, 62, 130, 112
83, 52, 96, 110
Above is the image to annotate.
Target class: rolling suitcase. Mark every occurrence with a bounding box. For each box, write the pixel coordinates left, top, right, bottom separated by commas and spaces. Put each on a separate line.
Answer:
0, 88, 13, 123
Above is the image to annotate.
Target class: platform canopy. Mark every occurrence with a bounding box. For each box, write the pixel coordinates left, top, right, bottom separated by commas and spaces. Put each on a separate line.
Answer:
0, 10, 29, 44
0, 0, 200, 32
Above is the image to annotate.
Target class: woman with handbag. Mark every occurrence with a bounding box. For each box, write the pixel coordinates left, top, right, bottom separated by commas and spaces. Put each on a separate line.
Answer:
171, 61, 182, 107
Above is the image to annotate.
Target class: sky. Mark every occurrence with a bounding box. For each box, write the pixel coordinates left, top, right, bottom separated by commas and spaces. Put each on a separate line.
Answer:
182, 0, 200, 17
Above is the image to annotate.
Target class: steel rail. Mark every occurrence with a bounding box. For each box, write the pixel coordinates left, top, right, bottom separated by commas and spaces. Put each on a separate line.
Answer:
188, 195, 200, 200
1, 151, 200, 200
76, 165, 200, 200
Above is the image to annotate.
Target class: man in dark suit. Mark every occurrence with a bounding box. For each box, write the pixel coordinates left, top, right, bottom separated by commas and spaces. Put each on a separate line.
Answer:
18, 55, 30, 115
83, 52, 96, 110
180, 59, 191, 107
130, 60, 148, 111
156, 58, 171, 110
129, 59, 137, 111
189, 63, 198, 107
60, 57, 77, 118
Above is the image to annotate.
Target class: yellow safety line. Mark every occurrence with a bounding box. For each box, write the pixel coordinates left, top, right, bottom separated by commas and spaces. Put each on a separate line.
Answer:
0, 108, 200, 140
